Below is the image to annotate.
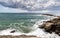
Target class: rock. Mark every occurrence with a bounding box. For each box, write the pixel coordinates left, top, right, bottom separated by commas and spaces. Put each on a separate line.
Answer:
39, 17, 60, 36
10, 30, 16, 33
42, 14, 56, 17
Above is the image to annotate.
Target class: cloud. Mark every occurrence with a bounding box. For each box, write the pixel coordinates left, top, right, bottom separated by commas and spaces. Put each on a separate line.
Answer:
30, 10, 50, 13
0, 0, 60, 11
0, 4, 49, 13
0, 5, 28, 13
44, 0, 55, 8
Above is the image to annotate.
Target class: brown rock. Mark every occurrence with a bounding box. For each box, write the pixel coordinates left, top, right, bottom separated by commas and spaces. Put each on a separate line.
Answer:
39, 17, 60, 36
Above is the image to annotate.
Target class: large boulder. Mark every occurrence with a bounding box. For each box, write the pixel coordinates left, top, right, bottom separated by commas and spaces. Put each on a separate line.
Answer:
39, 17, 60, 36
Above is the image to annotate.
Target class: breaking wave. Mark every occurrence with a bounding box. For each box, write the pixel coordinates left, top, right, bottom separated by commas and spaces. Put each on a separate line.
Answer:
0, 13, 59, 38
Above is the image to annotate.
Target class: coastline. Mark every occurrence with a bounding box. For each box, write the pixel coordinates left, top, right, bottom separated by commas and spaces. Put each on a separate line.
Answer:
0, 14, 60, 38
39, 15, 60, 36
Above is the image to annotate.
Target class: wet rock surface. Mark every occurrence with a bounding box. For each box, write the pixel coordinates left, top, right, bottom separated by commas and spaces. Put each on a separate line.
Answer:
10, 30, 16, 33
39, 17, 60, 36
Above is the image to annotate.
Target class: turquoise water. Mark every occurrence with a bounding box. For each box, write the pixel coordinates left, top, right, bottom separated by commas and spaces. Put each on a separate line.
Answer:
0, 13, 52, 33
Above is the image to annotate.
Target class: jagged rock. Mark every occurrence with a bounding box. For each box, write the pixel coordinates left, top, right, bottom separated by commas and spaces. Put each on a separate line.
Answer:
39, 17, 60, 36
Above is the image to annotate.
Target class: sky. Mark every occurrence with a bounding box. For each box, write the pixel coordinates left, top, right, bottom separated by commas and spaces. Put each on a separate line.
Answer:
0, 0, 60, 15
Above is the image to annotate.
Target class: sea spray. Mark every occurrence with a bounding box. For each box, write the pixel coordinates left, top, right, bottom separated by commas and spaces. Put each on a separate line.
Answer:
0, 13, 59, 38
0, 15, 52, 34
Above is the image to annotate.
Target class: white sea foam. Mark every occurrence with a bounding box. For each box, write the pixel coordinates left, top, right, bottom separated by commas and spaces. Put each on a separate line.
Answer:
0, 16, 60, 38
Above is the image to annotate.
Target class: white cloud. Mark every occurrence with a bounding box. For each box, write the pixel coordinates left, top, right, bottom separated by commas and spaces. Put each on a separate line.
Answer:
0, 5, 28, 13
44, 0, 55, 8
55, 2, 60, 6
0, 0, 60, 11
0, 0, 54, 10
30, 10, 50, 13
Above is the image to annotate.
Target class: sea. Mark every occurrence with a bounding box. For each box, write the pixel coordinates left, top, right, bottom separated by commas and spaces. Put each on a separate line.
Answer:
0, 13, 59, 38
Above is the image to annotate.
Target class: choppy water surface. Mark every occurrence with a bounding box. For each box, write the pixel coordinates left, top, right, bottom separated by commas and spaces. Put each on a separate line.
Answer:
0, 13, 53, 33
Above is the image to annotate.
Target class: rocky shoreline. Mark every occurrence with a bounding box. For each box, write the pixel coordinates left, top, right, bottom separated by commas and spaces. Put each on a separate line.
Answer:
0, 14, 60, 38
39, 16, 60, 36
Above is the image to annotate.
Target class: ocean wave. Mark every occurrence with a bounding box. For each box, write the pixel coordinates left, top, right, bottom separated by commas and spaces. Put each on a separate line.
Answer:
0, 17, 48, 33
0, 15, 54, 33
0, 14, 59, 38
0, 18, 60, 38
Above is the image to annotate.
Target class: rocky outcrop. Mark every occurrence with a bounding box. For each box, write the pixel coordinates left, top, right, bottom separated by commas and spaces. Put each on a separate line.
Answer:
39, 17, 60, 36
42, 14, 55, 16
